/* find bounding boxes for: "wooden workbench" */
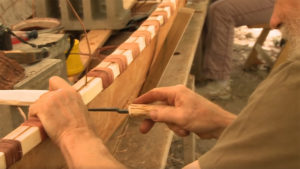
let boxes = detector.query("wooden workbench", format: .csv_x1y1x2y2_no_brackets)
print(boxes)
107,1,210,168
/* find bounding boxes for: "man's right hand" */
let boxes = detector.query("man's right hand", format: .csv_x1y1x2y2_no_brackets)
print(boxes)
134,85,236,139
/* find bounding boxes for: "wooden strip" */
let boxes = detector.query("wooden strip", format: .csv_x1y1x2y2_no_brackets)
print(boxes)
76,77,103,105
184,75,196,164
132,30,152,45
4,126,30,140
0,90,47,106
0,153,5,169
135,37,146,51
152,11,169,24
142,20,161,33
142,7,195,93
148,0,187,77
15,127,41,155
112,50,134,64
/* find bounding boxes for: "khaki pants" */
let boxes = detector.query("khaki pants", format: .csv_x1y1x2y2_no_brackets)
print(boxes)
202,0,275,80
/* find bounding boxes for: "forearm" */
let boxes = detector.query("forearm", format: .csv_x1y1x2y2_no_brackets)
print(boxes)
194,100,237,139
59,128,126,169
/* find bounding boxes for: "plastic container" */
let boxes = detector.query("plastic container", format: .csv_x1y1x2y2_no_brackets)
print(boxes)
66,39,84,76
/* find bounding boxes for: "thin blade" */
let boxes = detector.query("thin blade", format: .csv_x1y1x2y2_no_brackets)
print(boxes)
88,108,129,114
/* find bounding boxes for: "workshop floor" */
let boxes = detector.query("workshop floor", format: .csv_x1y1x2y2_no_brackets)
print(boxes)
166,26,282,169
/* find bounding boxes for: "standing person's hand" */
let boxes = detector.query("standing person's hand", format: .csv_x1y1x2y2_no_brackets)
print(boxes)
134,85,236,139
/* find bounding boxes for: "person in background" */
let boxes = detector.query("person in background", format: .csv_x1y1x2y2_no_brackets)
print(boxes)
198,0,275,99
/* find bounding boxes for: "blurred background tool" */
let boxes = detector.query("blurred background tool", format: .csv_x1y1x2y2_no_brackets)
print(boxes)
0,23,12,50
11,30,38,45
3,48,49,64
66,39,84,76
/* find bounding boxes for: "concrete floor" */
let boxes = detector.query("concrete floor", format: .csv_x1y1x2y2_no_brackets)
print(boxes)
166,26,282,169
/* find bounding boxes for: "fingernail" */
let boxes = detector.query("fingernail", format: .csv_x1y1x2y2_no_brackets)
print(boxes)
150,110,158,121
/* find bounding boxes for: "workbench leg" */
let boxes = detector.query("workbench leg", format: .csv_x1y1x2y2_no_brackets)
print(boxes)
183,75,196,164
191,29,205,82
243,28,271,70
183,133,196,164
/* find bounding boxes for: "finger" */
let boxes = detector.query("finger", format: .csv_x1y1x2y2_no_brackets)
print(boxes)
28,103,38,118
134,87,176,104
167,124,190,137
139,119,155,134
149,106,182,125
29,90,60,118
49,76,72,91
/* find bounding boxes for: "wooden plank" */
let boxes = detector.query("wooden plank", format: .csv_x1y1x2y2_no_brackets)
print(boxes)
149,0,187,71
0,90,47,106
108,4,205,168
142,7,195,93
183,75,196,164
0,153,5,169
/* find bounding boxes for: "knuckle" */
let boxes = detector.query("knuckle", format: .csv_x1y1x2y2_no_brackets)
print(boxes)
175,85,187,92
176,111,188,126
151,88,160,94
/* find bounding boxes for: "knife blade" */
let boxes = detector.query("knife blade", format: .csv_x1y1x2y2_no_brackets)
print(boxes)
88,108,129,114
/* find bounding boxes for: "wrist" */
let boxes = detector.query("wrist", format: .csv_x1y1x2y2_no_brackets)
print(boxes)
212,110,236,138
58,127,97,149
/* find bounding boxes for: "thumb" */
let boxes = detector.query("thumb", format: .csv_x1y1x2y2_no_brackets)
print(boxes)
150,105,181,125
49,76,72,91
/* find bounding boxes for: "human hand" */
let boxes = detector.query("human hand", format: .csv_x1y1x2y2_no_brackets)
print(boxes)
134,85,236,139
28,76,93,146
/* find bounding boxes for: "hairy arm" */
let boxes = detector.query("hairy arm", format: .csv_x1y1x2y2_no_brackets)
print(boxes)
59,128,125,169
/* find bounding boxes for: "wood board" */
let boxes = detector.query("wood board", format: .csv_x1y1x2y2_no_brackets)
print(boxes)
142,7,194,93
107,5,201,169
